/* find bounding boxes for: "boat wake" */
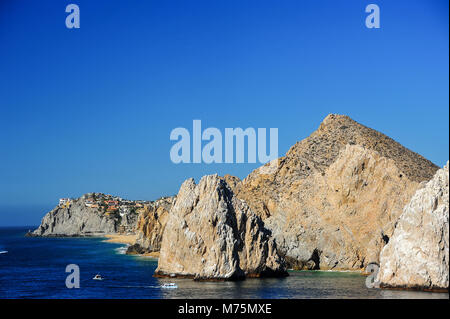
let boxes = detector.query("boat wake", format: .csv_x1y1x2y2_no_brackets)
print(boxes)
0,251,8,254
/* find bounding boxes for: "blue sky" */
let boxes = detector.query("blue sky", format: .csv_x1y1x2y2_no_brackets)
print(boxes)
0,0,448,226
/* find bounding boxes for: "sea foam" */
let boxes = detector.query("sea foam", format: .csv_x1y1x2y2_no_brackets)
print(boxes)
114,245,128,255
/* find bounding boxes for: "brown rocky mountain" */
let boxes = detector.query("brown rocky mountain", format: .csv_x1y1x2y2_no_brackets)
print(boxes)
127,114,440,274
233,114,439,270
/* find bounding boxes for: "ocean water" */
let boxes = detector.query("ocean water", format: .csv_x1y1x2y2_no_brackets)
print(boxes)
0,227,447,299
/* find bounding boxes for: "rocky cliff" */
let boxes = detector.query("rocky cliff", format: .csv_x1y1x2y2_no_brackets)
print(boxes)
154,175,287,280
377,162,449,291
29,193,140,237
233,114,439,270
28,113,445,288
126,196,175,254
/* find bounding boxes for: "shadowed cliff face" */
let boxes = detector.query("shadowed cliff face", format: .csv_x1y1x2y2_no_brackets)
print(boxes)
155,175,287,280
233,114,439,270
377,162,449,291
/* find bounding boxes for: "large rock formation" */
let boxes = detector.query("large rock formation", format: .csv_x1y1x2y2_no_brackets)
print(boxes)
234,114,439,270
377,162,449,291
126,196,175,254
154,175,287,280
29,193,140,237
130,177,241,255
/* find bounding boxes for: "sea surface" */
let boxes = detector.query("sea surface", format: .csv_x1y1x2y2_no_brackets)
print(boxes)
0,227,447,299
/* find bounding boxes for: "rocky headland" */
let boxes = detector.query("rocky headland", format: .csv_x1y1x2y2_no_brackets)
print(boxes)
28,193,145,237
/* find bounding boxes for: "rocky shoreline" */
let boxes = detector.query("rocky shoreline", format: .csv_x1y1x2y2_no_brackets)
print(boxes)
28,114,449,289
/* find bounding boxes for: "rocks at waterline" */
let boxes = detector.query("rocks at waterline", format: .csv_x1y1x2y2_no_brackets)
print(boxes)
154,174,288,280
233,114,439,270
376,162,449,291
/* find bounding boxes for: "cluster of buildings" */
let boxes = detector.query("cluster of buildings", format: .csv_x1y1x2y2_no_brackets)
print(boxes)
82,193,150,215
58,194,150,214
58,198,72,208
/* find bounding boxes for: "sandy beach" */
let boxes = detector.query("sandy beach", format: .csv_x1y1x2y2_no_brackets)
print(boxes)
103,234,137,245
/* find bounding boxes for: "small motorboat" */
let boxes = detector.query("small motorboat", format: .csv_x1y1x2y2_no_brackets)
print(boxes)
0,251,7,254
92,274,104,280
161,283,178,289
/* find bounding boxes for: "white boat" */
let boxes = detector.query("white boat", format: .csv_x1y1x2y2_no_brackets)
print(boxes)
0,251,7,254
93,274,104,280
161,283,178,289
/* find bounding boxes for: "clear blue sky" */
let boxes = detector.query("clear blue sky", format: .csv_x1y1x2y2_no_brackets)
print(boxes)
0,0,448,226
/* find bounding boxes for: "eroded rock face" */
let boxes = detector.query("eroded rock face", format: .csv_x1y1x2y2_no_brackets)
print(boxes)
128,197,175,254
30,197,117,237
155,175,287,280
234,114,439,270
377,162,449,291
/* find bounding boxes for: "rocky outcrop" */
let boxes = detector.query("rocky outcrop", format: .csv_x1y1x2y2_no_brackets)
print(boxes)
129,176,241,256
377,162,449,291
234,114,439,270
154,175,287,280
126,196,175,254
29,193,141,237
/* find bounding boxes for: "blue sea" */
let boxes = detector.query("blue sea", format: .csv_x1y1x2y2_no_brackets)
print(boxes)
0,227,447,299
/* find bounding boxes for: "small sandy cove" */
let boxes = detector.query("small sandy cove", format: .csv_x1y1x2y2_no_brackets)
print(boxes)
103,234,137,245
